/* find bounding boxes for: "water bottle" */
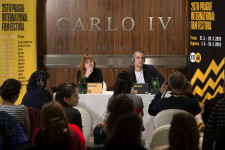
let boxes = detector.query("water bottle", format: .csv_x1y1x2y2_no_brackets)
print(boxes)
150,77,156,94
155,77,160,93
82,77,87,94
78,77,83,94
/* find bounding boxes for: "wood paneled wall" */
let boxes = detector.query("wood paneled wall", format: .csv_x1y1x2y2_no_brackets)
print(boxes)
37,0,189,90
38,0,188,55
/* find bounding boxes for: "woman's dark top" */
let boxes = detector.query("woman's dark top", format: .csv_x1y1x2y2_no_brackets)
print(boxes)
77,67,103,83
63,105,83,132
22,88,52,110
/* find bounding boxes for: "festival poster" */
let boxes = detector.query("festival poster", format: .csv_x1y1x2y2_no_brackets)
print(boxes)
188,0,225,129
0,0,37,104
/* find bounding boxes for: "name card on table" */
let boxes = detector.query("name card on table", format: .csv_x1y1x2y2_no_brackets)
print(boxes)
87,83,102,94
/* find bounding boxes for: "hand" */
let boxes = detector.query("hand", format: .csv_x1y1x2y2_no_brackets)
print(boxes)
184,81,192,95
85,67,93,78
160,80,169,94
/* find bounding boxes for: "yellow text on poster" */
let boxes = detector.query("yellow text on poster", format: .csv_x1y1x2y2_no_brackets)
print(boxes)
0,0,37,104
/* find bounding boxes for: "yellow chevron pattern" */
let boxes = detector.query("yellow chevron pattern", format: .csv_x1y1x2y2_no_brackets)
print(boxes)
191,59,224,85
193,71,224,96
198,123,205,131
191,58,225,106
199,86,224,106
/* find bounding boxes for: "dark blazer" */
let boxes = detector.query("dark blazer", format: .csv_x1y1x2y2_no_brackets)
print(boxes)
127,64,165,88
77,67,103,83
148,92,201,116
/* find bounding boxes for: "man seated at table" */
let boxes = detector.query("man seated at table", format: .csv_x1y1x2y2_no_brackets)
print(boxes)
148,71,201,116
127,50,165,88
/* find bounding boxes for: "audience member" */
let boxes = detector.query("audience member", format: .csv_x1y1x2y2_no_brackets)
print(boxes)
104,113,146,150
148,71,201,116
202,80,225,150
22,71,52,110
214,125,225,150
154,113,199,150
127,50,165,88
0,111,28,150
31,101,83,150
77,54,103,84
93,94,135,145
55,82,82,131
112,71,144,116
0,79,30,138
202,80,225,125
202,93,224,126
202,98,225,150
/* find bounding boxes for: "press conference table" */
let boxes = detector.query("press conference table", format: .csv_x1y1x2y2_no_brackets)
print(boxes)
78,91,155,148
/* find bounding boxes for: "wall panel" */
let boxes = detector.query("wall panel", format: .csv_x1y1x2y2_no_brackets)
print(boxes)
37,0,188,90
41,0,187,55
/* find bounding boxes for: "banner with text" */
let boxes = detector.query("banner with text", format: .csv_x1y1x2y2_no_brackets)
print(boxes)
189,0,224,106
0,0,37,104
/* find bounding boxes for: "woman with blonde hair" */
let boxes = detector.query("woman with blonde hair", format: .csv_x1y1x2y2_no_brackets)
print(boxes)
77,54,103,84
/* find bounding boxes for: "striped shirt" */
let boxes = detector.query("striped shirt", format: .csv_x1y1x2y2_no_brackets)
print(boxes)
206,99,225,132
0,104,30,137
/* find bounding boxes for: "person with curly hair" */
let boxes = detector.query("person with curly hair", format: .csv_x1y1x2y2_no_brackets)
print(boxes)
32,101,84,150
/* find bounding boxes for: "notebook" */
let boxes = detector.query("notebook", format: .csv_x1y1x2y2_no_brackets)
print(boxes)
133,83,150,94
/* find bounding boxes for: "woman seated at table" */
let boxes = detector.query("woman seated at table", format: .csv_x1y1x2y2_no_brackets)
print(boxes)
112,71,144,116
77,54,103,84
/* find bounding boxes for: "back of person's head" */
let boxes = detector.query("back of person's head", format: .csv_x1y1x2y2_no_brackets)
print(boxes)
105,94,135,134
169,113,199,150
113,71,133,96
106,113,143,150
168,71,186,91
55,82,77,105
0,79,21,103
27,71,49,90
41,101,69,144
80,54,96,77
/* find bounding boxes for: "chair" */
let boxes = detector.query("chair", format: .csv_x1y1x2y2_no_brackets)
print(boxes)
154,109,189,130
150,125,171,150
27,107,41,140
74,107,93,145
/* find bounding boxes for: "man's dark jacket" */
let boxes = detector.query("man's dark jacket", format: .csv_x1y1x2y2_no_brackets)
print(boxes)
127,64,165,88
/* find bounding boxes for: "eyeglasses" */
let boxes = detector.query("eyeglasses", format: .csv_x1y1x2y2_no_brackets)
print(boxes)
85,60,94,64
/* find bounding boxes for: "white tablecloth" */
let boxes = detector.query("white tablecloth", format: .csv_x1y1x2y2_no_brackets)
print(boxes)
78,91,155,148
